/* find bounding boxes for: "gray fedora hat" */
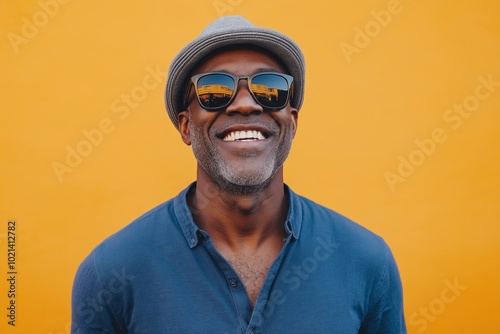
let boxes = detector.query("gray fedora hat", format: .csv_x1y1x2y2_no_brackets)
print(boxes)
164,15,305,129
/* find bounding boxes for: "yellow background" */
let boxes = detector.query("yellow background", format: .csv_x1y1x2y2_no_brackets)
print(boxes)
1,0,499,333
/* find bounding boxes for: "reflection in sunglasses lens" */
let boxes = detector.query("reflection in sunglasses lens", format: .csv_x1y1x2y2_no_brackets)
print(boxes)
251,74,289,108
197,74,235,108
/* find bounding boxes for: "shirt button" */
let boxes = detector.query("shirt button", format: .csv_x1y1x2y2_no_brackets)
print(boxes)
229,278,238,287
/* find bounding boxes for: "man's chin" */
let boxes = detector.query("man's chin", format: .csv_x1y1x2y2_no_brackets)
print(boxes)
196,151,279,195
216,180,270,196
212,171,275,195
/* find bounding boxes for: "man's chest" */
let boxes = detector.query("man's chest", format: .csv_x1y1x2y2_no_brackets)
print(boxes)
116,239,367,334
226,254,274,307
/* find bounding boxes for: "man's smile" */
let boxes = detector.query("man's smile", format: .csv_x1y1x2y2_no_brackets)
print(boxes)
215,123,275,146
217,127,272,152
222,130,266,142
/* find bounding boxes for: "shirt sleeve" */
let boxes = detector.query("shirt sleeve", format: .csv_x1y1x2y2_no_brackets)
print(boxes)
359,243,407,334
71,252,124,334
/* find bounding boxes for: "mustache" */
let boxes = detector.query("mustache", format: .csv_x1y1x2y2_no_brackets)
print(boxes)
210,117,280,136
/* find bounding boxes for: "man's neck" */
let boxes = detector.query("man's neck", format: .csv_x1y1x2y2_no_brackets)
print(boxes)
188,167,289,253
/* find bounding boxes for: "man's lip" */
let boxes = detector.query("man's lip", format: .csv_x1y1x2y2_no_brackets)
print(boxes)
216,124,273,139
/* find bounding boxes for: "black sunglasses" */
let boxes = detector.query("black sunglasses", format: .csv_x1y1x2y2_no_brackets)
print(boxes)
186,72,294,110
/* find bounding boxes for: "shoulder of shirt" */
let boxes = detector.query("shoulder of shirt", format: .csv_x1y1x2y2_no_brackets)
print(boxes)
103,197,174,243
81,197,178,273
293,192,393,261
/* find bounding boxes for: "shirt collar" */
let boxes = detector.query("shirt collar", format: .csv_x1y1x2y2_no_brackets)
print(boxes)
285,184,303,239
174,182,303,249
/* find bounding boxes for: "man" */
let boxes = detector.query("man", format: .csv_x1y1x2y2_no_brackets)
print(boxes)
72,16,406,333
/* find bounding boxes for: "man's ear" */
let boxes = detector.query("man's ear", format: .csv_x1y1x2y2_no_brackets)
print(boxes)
177,111,191,146
290,107,299,138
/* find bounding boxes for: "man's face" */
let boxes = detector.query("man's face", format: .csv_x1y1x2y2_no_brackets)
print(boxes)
178,48,298,194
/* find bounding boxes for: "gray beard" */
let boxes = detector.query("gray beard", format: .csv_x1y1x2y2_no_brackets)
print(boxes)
188,115,293,195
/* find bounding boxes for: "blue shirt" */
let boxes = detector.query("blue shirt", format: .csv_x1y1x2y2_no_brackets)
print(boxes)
72,183,406,333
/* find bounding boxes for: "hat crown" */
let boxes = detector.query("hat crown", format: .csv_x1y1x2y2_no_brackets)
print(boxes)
200,16,254,35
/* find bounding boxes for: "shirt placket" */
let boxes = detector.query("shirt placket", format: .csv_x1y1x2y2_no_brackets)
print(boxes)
199,231,253,334
199,229,294,334
245,232,293,334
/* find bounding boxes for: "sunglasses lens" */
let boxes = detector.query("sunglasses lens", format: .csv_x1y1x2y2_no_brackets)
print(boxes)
196,74,235,109
251,74,290,109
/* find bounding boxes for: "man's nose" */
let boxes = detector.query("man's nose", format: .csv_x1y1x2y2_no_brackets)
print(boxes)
225,80,263,115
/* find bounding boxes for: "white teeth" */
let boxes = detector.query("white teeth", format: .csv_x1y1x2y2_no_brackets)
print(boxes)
223,130,266,142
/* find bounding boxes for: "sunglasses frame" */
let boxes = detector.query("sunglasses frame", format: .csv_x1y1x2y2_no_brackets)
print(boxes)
186,71,294,111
